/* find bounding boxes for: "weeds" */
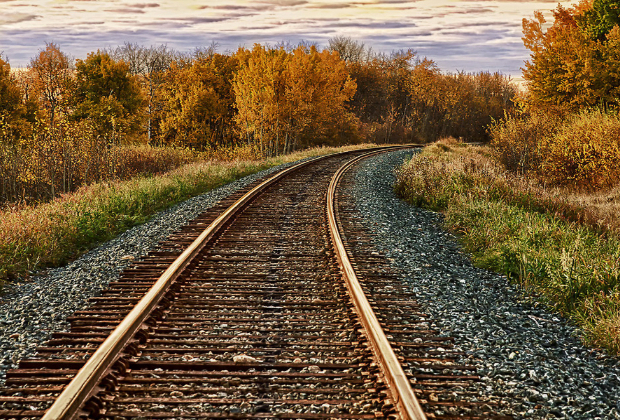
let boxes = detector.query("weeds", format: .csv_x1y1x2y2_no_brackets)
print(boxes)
0,144,374,287
395,139,620,354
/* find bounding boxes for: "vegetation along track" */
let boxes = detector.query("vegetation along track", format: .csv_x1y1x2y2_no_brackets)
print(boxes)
0,147,511,419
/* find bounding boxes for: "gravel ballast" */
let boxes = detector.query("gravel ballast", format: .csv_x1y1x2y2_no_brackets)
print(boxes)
0,161,299,385
350,150,620,420
1,150,619,420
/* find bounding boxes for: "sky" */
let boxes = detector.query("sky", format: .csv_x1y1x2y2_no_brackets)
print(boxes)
0,0,574,76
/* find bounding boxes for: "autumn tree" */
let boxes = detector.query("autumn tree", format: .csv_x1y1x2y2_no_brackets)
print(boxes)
28,42,72,125
0,58,27,133
374,50,416,142
0,57,37,145
328,37,385,127
233,44,357,156
233,45,289,156
159,51,239,150
285,45,358,149
346,59,386,126
110,43,178,142
443,72,516,141
0,56,34,203
0,59,21,115
330,41,418,143
0,57,25,201
578,0,620,41
522,0,620,109
73,51,144,138
406,59,448,141
403,58,516,143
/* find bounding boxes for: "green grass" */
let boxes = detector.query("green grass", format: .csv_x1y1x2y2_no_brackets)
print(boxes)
0,144,375,287
394,139,620,355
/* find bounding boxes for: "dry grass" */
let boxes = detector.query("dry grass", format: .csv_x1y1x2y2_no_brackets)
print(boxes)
564,186,620,233
395,138,620,355
0,143,377,286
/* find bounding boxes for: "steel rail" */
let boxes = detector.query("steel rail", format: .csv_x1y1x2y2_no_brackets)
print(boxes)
40,153,337,420
41,145,418,419
327,148,427,420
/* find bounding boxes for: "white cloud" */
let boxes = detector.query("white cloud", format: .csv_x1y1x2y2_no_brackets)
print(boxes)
0,12,38,25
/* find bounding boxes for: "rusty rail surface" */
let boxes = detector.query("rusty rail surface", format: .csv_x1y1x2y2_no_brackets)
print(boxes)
327,151,426,420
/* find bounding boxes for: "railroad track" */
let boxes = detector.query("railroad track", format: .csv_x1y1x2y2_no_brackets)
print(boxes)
0,147,512,419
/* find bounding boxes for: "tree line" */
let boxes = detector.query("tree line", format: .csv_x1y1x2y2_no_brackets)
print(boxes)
1,38,517,204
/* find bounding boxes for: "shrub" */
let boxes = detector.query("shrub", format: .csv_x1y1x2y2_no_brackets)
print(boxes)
490,108,620,192
0,116,205,206
538,110,620,191
114,145,198,179
489,110,563,174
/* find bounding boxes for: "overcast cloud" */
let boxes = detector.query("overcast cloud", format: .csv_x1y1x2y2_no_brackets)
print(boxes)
0,0,573,75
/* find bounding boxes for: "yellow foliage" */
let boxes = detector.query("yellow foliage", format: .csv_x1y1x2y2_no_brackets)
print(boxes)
1,113,199,205
490,111,564,174
491,108,620,192
522,0,620,109
538,110,620,190
233,44,358,156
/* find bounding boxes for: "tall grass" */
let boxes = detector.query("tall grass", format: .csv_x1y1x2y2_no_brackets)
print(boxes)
0,116,203,205
395,139,620,354
0,161,259,283
0,144,374,286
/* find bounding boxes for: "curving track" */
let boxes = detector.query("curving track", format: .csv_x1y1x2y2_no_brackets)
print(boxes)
0,147,512,419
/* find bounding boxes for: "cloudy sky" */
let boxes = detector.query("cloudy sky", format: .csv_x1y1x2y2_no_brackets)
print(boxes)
0,0,572,75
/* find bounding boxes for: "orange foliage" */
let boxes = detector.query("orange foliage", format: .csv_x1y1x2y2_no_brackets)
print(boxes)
522,0,620,109
27,43,72,125
233,44,357,156
159,52,238,150
538,110,620,190
493,0,620,193
341,45,516,144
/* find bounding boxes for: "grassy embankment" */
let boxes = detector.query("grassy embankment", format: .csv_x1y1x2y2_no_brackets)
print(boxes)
0,144,374,287
395,137,620,355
